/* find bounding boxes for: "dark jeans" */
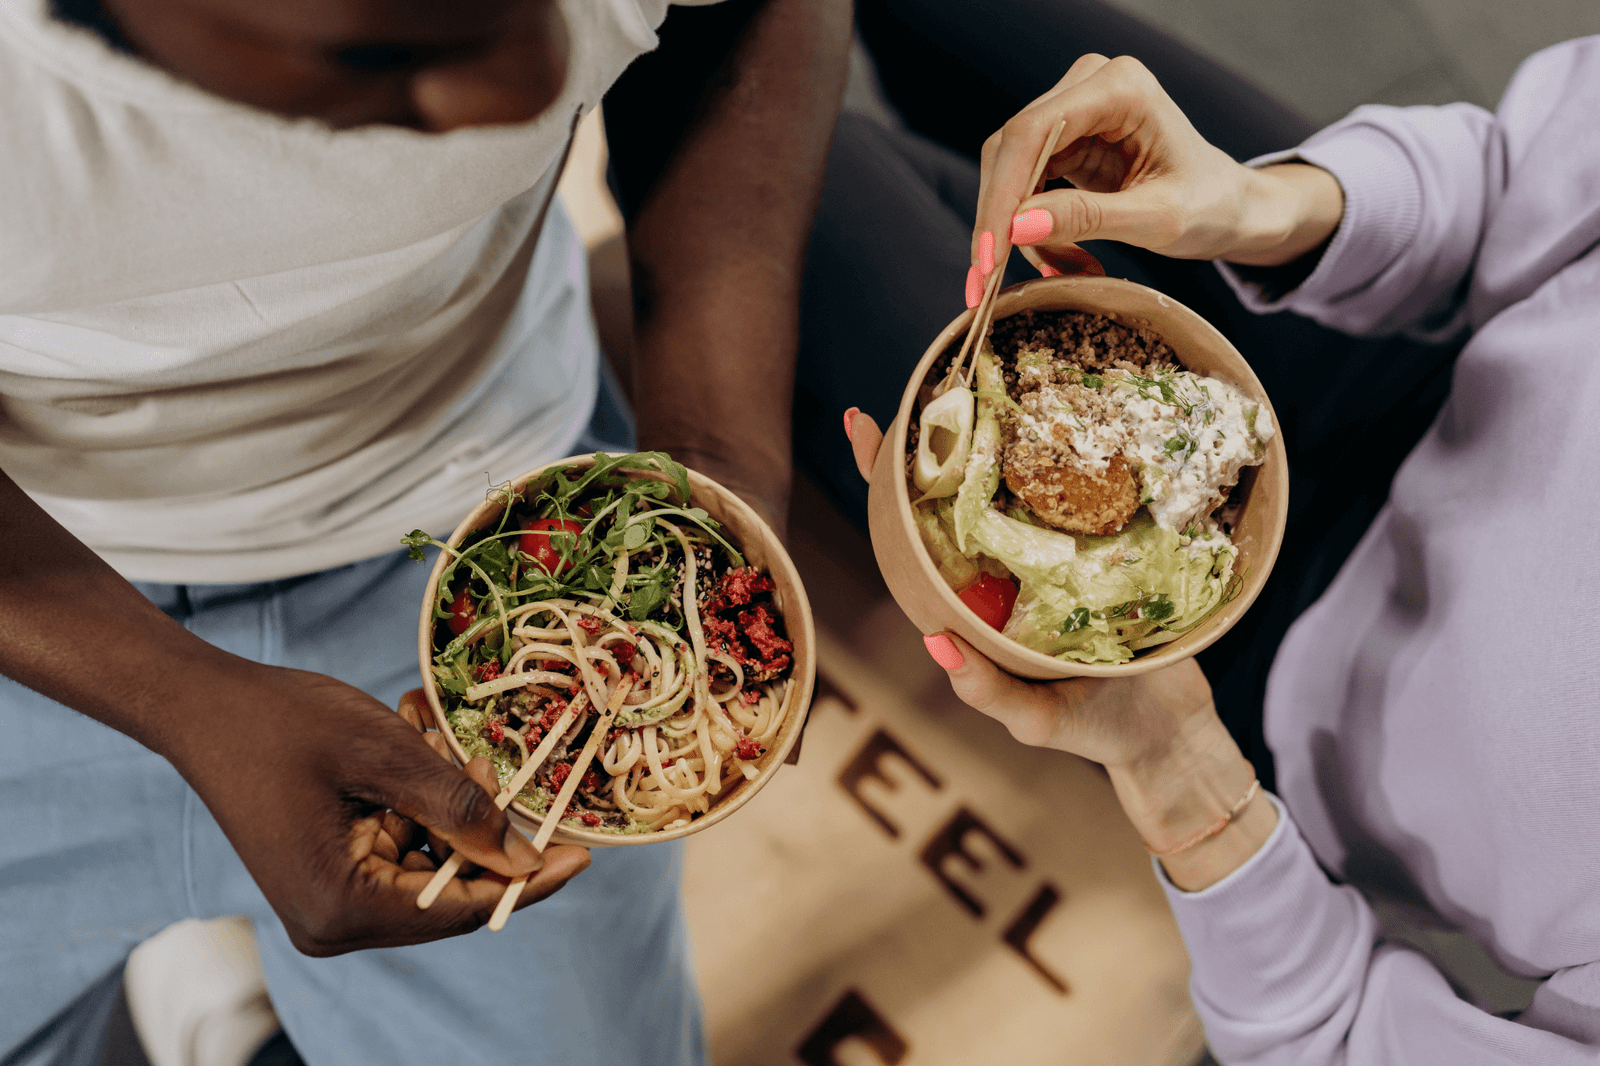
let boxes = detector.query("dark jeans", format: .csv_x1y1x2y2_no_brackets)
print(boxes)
795,0,1462,789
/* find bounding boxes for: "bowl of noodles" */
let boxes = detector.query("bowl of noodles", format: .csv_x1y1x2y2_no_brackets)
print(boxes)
410,452,816,847
867,276,1288,680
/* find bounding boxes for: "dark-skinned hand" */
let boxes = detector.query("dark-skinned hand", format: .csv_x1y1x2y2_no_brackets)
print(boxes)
166,659,590,956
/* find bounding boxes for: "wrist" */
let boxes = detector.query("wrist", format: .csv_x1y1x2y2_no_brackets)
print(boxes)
1158,786,1278,892
145,651,284,782
1107,711,1249,839
1105,713,1274,890
635,434,790,530
1224,162,1343,268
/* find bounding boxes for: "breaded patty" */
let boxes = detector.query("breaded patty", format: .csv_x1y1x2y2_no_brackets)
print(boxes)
1004,445,1140,536
1004,378,1140,536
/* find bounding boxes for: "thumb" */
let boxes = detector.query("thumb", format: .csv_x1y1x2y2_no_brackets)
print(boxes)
1014,185,1182,254
843,407,885,482
923,632,1067,749
377,740,543,877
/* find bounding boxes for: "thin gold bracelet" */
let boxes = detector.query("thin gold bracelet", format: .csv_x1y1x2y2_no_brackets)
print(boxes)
1145,779,1261,859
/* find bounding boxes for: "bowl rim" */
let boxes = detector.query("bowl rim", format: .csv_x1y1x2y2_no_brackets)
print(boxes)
880,274,1290,677
416,452,818,846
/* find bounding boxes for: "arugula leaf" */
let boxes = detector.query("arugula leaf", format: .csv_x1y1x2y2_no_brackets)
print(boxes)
402,529,435,561
431,658,473,697
628,583,669,621
622,519,653,551
474,539,515,587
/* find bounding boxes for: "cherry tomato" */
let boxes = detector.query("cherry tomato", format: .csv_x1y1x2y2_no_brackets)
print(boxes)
447,586,477,636
957,573,1019,631
519,518,584,575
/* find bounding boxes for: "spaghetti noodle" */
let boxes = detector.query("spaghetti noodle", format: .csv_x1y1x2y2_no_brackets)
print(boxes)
406,453,796,835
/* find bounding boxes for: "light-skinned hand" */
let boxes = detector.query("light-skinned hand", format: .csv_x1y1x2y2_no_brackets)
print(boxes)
844,407,1209,768
843,406,1274,890
970,53,1342,291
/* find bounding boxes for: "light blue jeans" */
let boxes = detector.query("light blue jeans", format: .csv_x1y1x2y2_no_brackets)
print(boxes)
0,367,706,1066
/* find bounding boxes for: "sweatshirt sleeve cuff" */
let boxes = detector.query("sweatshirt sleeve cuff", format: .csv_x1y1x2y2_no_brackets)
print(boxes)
1217,119,1424,316
1153,794,1378,1039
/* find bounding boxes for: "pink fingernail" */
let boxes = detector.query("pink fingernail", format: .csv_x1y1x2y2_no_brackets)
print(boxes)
1010,208,1053,246
843,406,859,443
1037,262,1061,278
924,633,965,671
965,264,983,308
977,231,995,275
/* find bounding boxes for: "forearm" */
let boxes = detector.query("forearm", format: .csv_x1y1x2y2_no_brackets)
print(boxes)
1221,162,1344,268
1107,709,1277,892
1220,103,1506,339
1162,801,1600,1065
609,0,850,519
0,467,242,762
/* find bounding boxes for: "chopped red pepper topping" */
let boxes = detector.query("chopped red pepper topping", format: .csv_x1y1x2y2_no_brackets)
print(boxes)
735,737,763,761
549,763,571,788
697,568,794,686
738,605,790,661
580,812,602,827
702,567,776,616
474,660,502,683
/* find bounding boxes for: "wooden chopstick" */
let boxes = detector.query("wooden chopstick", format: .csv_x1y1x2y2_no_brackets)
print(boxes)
960,267,1007,388
486,677,636,932
947,118,1069,392
415,691,590,911
945,266,1003,394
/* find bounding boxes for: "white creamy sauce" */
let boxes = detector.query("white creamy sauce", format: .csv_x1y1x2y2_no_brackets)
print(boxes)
1113,370,1269,532
1025,389,1124,471
1023,367,1271,533
1019,384,1119,472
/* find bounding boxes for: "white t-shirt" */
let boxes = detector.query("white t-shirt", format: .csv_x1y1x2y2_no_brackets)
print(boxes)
0,0,711,583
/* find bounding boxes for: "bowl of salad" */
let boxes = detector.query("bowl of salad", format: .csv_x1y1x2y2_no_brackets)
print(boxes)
867,276,1288,679
408,452,816,846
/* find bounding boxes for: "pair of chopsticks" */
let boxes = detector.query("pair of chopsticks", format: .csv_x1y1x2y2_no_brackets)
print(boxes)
417,677,635,931
942,118,1068,395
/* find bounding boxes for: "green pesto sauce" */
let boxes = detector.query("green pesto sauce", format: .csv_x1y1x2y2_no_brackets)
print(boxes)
447,701,657,835
446,703,516,782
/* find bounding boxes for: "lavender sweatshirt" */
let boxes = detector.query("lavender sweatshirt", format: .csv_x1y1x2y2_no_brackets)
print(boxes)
1167,37,1600,1064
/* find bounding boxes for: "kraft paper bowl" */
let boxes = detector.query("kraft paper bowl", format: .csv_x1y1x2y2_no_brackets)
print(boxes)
419,454,817,846
866,276,1289,680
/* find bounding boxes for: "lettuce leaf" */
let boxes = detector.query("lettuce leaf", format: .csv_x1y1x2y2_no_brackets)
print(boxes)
979,512,1235,665
909,345,1239,665
966,506,1079,584
952,348,1004,552
913,500,980,589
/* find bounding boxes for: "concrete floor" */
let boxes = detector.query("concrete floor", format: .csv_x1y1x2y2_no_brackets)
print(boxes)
1101,0,1600,124
845,0,1600,131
